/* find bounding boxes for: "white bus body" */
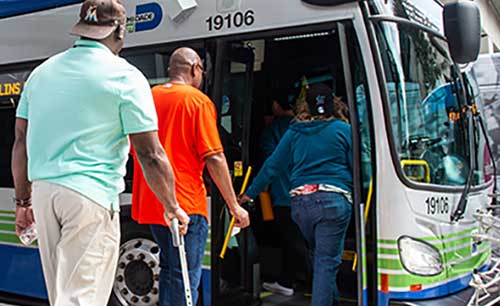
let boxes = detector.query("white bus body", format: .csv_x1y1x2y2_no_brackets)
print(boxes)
0,1,493,306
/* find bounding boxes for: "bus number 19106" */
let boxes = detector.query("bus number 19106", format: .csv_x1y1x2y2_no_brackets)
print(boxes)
425,196,450,215
206,10,255,32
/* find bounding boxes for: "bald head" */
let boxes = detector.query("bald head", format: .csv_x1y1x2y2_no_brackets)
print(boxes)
170,47,200,68
168,47,204,88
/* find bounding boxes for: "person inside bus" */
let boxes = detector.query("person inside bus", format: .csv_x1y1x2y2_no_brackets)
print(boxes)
260,89,312,297
131,47,250,306
240,83,353,306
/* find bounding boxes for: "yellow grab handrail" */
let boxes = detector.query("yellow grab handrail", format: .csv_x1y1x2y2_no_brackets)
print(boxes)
401,159,431,183
219,166,252,259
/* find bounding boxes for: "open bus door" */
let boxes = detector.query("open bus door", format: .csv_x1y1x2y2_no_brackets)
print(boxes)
338,22,370,306
210,40,258,306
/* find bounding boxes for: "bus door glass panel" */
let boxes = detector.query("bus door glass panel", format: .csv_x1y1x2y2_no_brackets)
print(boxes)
374,21,469,187
216,44,256,296
343,22,376,304
219,46,254,171
340,25,375,203
339,22,376,305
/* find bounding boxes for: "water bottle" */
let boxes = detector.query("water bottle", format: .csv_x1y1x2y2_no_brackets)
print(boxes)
19,224,37,246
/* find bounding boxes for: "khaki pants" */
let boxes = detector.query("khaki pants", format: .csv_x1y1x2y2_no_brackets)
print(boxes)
32,181,120,306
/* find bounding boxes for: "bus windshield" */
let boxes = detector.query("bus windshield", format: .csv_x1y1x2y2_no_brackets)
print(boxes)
374,20,474,187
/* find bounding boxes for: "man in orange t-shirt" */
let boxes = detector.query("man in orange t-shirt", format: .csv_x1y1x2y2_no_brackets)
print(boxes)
131,47,250,306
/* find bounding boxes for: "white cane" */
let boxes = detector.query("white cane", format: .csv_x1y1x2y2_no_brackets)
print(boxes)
171,218,193,306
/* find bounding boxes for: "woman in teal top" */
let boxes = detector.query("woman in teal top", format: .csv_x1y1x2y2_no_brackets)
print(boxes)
241,84,353,306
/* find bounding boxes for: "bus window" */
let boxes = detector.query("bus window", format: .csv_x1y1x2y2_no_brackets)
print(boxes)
0,70,30,188
0,98,15,188
375,21,470,187
126,53,170,86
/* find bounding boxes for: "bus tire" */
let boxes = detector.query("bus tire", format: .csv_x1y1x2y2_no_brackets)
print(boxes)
108,214,161,306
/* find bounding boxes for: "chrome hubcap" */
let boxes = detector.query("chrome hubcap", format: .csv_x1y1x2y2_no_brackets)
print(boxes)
113,238,161,306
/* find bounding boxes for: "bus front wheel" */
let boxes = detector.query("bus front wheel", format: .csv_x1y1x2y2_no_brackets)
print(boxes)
108,217,161,306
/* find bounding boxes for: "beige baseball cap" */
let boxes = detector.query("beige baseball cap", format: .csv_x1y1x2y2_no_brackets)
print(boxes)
70,0,126,40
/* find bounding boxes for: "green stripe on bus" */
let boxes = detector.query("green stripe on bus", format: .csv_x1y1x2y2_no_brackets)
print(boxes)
379,246,489,271
0,233,22,244
445,250,490,271
0,216,15,222
443,244,488,263
0,210,15,215
378,258,404,270
378,240,487,259
0,223,15,232
0,232,38,246
443,247,471,262
203,256,210,267
421,236,472,252
379,239,397,244
442,237,472,249
362,257,368,285
378,248,399,255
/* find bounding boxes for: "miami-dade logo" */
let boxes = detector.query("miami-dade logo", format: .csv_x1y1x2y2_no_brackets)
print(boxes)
126,2,163,33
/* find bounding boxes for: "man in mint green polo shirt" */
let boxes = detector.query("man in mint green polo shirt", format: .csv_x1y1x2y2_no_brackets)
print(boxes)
11,1,189,305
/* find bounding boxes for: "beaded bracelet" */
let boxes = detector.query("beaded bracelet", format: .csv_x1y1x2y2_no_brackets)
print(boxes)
13,197,32,208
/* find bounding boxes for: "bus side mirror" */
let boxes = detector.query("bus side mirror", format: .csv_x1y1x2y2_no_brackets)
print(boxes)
443,1,481,64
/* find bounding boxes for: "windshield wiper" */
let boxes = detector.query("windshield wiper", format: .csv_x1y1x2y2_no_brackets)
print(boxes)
451,108,476,222
451,75,477,222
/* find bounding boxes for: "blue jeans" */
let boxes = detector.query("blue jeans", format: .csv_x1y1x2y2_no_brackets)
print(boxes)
291,192,352,306
150,215,209,306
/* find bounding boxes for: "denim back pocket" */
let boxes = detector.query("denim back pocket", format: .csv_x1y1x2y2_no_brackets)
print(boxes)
320,194,352,225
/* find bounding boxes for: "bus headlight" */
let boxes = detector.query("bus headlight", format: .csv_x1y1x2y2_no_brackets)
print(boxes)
398,236,444,276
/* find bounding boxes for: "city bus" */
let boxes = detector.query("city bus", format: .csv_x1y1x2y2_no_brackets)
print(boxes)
0,0,495,305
